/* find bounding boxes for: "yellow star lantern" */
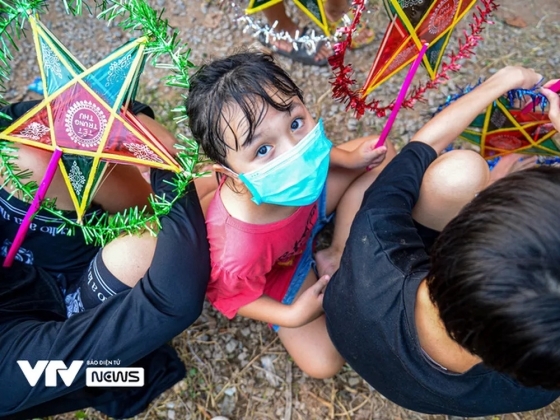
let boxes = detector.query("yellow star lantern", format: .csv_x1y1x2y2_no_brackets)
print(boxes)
362,0,477,97
246,0,331,36
0,14,181,222
460,98,559,159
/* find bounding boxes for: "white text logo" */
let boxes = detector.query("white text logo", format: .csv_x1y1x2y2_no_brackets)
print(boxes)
17,360,84,387
86,367,144,387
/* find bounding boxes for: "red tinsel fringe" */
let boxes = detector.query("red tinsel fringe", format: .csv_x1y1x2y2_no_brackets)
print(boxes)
328,0,499,119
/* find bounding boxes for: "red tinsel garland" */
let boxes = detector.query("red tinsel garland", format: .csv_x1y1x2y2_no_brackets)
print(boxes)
328,0,499,118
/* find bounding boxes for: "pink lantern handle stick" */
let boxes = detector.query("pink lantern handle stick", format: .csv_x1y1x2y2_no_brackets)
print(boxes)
375,43,429,149
521,80,560,114
3,148,63,267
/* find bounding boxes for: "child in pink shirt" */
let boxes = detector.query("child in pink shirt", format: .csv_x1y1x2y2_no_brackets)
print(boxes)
186,51,395,378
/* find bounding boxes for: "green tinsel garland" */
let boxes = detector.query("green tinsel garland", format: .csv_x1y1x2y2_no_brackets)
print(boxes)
0,0,200,246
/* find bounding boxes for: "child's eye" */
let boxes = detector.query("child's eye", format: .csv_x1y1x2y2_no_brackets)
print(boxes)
256,145,272,157
291,118,303,131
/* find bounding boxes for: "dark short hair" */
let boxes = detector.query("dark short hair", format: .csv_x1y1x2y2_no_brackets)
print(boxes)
186,51,304,166
428,166,560,389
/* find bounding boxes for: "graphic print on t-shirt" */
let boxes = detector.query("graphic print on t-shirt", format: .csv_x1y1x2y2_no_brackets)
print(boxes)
0,239,33,264
276,204,317,267
0,192,74,237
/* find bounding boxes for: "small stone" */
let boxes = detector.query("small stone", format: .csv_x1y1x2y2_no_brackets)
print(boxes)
348,377,361,387
224,386,236,397
225,339,237,353
347,118,358,132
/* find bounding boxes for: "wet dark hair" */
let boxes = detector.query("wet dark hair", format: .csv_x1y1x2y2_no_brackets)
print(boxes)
428,166,560,389
186,51,304,166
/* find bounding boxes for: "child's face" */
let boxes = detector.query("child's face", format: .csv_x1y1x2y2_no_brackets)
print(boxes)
222,93,316,174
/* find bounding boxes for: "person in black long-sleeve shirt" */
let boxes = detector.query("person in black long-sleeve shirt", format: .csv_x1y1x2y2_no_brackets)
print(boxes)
324,67,560,416
0,102,210,419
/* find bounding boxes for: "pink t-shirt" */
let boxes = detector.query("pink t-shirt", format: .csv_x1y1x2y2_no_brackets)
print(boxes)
205,188,318,319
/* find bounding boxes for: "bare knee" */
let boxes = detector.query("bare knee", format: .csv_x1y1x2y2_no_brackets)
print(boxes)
280,331,345,379
299,354,345,379
101,233,157,288
426,149,490,192
306,361,345,379
413,150,489,231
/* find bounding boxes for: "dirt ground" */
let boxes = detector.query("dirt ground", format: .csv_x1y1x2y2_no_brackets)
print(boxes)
5,0,560,419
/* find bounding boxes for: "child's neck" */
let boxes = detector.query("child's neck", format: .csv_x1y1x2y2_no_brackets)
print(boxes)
415,280,481,373
220,182,300,224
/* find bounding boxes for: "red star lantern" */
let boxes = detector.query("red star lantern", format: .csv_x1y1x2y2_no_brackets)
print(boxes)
0,15,181,222
460,98,559,159
329,0,497,118
363,0,478,96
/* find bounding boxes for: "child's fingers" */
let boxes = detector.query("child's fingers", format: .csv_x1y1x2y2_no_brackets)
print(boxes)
317,274,330,286
543,79,560,89
313,275,330,294
364,148,387,164
514,155,538,170
302,275,330,299
366,152,388,171
542,88,560,123
541,87,559,105
372,152,387,162
367,144,387,154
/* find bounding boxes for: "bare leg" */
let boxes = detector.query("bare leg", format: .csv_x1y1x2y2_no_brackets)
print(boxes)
261,2,331,61
278,269,344,378
412,150,537,232
97,166,219,288
262,2,298,35
315,139,397,277
323,0,374,46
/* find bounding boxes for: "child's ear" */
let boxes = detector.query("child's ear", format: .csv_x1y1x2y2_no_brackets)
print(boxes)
212,163,249,191
212,163,239,179
212,163,237,178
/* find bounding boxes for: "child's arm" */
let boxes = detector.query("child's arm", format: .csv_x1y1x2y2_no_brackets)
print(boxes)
330,136,388,172
237,275,330,328
411,66,543,154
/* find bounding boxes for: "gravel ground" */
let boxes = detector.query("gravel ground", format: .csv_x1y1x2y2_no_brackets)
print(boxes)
5,0,560,419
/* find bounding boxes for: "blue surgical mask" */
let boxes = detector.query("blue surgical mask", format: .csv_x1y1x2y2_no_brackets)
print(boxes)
237,119,332,206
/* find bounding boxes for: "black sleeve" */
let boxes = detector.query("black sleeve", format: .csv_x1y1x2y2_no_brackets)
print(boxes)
362,141,438,214
0,176,210,412
130,101,155,119
0,101,41,130
356,141,438,273
324,141,439,354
